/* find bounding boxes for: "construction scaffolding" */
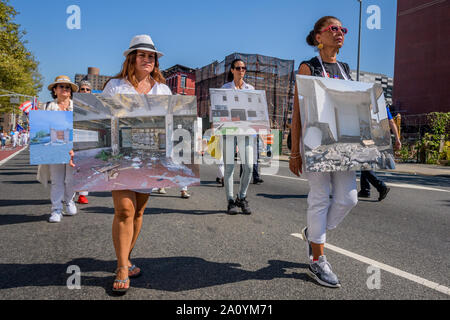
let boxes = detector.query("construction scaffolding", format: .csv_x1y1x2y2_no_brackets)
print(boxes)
196,53,295,133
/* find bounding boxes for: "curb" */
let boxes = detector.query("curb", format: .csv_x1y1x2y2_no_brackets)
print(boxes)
0,146,28,167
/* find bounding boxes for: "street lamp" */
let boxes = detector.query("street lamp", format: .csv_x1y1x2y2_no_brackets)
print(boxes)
357,0,363,81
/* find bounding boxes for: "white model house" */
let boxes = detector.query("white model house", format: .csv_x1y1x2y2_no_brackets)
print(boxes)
297,75,388,150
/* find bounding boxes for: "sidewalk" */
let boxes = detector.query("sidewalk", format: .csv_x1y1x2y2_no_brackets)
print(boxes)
0,145,26,165
276,155,450,177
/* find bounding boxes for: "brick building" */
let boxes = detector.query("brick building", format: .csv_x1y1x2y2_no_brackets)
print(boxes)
162,65,196,96
196,53,295,131
75,67,111,92
393,0,450,118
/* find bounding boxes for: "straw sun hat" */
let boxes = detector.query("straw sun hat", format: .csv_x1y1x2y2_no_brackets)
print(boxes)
47,75,79,92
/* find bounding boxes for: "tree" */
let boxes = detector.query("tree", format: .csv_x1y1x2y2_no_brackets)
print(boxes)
0,0,42,114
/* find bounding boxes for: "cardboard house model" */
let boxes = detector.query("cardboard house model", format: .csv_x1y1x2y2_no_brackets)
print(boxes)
296,75,394,172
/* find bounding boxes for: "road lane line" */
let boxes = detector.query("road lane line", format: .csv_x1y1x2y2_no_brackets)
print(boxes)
291,233,450,296
262,173,450,193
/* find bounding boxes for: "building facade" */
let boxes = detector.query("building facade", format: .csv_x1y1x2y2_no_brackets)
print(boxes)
196,53,295,131
75,67,111,92
162,65,196,96
350,70,393,106
393,0,450,116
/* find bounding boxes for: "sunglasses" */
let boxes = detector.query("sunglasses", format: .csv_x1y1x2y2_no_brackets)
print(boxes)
321,24,348,35
233,66,247,71
80,87,91,92
57,85,71,90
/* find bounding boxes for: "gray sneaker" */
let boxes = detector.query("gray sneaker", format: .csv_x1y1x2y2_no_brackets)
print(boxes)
308,256,341,288
301,227,313,262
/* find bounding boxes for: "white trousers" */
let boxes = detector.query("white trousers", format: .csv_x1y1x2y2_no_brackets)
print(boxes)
50,164,75,211
217,162,224,178
305,171,358,244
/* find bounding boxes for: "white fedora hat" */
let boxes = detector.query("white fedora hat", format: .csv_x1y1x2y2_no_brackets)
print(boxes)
123,34,164,58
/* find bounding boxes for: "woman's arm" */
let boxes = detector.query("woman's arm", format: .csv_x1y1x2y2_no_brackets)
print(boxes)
289,64,311,176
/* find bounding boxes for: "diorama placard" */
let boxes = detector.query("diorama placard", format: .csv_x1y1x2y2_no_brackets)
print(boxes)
29,110,73,165
209,89,270,135
296,75,395,172
71,93,201,192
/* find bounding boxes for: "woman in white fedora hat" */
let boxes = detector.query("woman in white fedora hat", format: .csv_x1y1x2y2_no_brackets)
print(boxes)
102,34,172,294
36,75,79,223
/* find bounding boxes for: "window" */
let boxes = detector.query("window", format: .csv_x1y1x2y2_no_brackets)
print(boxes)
181,76,187,88
248,97,252,103
222,96,227,101
234,96,239,102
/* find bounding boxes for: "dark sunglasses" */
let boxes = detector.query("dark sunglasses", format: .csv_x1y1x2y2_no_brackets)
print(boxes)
57,85,71,90
321,24,348,35
80,87,91,92
233,66,247,71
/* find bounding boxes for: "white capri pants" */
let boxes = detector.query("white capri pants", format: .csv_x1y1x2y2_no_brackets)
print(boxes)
305,171,358,244
50,164,76,212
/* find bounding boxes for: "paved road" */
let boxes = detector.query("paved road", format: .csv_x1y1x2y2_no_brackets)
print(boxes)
0,149,448,300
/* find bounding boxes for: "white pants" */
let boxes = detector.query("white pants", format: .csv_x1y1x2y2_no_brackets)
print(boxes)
217,162,224,178
305,171,358,244
50,164,75,212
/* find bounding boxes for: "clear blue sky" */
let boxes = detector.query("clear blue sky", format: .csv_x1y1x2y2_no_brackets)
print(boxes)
10,0,397,102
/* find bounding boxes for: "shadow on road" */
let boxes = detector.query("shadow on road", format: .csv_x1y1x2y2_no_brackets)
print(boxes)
0,257,311,297
81,206,225,216
0,172,35,176
2,180,40,185
0,213,48,226
256,193,307,200
0,199,50,207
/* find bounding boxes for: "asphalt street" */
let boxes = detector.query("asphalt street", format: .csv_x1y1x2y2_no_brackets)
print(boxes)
0,148,449,300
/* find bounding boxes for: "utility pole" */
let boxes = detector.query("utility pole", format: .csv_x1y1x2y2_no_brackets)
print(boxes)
357,0,363,81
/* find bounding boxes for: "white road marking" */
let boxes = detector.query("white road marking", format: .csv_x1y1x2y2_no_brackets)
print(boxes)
0,146,28,167
291,233,450,296
262,173,450,193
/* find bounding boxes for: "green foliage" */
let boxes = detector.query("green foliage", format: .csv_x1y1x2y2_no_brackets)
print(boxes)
0,0,42,113
95,150,123,162
416,112,450,164
34,130,49,138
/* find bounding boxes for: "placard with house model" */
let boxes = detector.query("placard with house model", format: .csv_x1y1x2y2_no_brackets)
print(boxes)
71,93,201,192
29,110,73,165
209,89,270,135
296,75,395,172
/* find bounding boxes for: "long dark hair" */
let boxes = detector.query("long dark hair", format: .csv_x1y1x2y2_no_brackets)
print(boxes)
306,16,340,47
226,58,245,82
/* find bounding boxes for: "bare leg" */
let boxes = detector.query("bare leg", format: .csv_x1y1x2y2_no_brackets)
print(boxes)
112,190,136,289
128,192,149,268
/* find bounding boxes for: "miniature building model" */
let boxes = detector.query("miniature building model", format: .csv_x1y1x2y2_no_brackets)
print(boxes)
296,75,394,172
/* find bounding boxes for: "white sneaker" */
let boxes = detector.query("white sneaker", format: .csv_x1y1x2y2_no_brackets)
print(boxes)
152,188,166,194
64,201,77,216
49,211,63,223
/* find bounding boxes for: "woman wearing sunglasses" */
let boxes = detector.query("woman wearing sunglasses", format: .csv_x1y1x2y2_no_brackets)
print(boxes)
289,16,356,288
220,59,255,215
37,75,79,223
75,80,92,205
